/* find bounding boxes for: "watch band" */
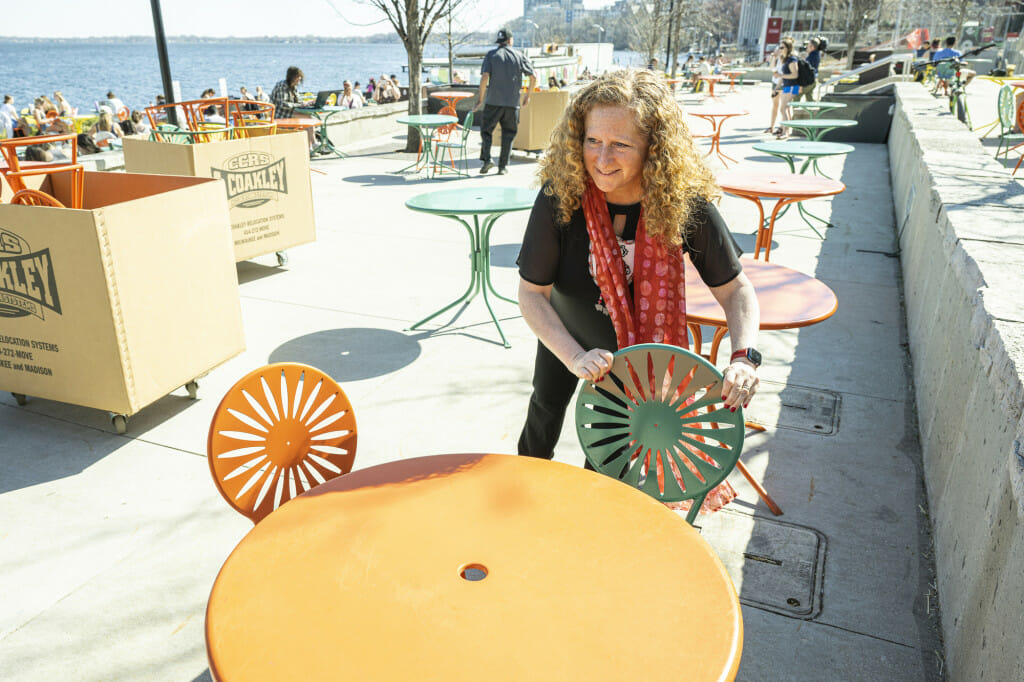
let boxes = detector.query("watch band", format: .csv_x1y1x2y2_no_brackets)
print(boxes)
730,348,762,367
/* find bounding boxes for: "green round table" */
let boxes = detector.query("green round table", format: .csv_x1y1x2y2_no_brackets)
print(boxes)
405,187,536,347
783,118,857,141
396,114,458,177
789,101,848,119
294,105,348,159
751,140,855,235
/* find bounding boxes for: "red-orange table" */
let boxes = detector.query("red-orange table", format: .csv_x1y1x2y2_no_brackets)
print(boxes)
685,256,838,364
688,108,749,167
205,453,743,681
430,90,474,112
665,77,685,92
720,70,744,92
699,75,726,99
717,170,845,261
273,117,319,131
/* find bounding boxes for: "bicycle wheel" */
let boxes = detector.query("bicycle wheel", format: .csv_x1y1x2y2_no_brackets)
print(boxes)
955,94,970,127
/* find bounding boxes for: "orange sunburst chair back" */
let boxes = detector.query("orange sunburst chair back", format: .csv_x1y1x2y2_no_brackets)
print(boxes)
207,363,358,523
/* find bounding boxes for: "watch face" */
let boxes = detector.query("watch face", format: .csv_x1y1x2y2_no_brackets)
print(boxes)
748,348,762,366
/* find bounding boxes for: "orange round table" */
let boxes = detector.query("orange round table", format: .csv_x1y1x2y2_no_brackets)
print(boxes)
717,170,845,261
273,117,320,132
699,75,726,99
430,90,474,111
720,70,744,92
205,453,743,681
685,256,838,363
688,108,749,167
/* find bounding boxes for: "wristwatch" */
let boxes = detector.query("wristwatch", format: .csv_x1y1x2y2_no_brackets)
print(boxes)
730,348,762,368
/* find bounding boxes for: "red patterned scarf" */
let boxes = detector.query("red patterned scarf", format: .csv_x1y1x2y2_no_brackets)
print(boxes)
581,180,688,350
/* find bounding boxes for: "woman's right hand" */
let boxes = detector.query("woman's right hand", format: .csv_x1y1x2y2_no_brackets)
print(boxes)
570,348,615,382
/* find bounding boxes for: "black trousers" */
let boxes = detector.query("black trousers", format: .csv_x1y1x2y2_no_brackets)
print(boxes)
517,341,597,470
479,105,518,168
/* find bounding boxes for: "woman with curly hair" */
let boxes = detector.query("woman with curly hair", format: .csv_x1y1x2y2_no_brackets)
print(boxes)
515,69,761,509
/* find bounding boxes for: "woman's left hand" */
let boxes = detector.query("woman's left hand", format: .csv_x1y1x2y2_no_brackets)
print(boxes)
721,360,759,411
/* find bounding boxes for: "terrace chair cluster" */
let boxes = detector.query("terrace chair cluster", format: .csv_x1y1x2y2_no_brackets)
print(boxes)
145,98,278,144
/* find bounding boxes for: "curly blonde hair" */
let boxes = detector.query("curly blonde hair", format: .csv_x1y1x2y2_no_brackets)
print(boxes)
539,69,719,247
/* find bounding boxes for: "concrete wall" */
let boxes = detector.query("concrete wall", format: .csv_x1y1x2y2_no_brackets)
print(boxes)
322,101,409,148
888,82,1024,681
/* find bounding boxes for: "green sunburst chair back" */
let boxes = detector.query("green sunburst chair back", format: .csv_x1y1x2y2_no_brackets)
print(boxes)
575,343,745,524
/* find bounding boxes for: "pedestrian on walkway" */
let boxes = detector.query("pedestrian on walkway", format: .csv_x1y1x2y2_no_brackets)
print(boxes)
475,28,537,175
798,37,823,102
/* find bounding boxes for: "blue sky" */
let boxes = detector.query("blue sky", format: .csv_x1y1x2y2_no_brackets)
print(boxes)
2,0,608,38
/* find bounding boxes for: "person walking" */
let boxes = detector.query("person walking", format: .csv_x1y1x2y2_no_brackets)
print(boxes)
475,28,537,175
775,37,800,139
798,37,823,102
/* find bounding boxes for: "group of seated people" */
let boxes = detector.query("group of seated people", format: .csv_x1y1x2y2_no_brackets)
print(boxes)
3,92,77,138
1,88,156,161
363,75,403,105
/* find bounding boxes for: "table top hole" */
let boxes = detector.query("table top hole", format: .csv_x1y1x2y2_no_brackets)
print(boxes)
460,563,488,581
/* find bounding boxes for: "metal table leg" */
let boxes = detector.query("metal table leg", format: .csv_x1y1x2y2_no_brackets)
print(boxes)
407,212,515,347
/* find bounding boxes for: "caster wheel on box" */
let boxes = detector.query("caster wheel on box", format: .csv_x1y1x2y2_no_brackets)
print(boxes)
275,251,289,266
112,414,128,434
185,380,199,400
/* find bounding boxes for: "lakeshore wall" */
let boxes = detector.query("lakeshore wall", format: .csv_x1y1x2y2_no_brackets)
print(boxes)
81,101,411,172
888,82,1024,681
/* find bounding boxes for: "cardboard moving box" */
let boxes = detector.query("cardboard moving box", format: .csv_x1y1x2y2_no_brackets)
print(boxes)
506,89,570,151
0,171,245,427
122,131,315,263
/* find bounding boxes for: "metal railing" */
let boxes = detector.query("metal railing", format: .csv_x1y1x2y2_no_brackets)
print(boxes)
820,53,916,94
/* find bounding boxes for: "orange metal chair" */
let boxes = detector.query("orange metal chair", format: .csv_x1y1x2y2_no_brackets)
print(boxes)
227,100,277,138
146,98,231,139
0,133,84,208
207,363,358,523
9,188,67,207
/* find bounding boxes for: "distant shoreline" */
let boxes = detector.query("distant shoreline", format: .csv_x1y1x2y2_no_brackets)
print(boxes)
0,35,444,44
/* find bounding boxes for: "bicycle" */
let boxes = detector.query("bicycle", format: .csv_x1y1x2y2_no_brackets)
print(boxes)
912,43,995,128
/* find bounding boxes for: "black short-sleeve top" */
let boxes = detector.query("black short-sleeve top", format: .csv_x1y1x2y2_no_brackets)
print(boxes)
517,189,742,351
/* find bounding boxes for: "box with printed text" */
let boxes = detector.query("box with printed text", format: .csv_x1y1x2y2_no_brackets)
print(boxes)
122,131,316,262
0,171,245,422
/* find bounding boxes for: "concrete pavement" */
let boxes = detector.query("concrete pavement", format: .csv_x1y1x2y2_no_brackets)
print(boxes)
0,80,961,680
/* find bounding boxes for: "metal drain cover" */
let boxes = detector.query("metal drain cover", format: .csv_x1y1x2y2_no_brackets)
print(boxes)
696,509,826,619
744,380,839,435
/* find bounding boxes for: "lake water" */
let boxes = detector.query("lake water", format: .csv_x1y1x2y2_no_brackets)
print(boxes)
0,40,644,114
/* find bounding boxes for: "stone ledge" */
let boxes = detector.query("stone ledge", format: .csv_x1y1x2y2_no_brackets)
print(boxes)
890,81,1024,681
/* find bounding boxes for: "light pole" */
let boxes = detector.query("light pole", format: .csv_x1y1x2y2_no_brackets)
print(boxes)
525,19,540,48
149,0,177,125
592,23,605,43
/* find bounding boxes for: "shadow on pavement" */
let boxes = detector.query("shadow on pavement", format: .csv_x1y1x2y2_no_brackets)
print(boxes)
268,327,421,381
341,173,472,187
236,261,285,285
489,242,522,267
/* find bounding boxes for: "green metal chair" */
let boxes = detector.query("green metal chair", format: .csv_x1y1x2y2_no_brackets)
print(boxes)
432,110,475,176
575,343,745,525
150,123,193,144
994,85,1024,162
